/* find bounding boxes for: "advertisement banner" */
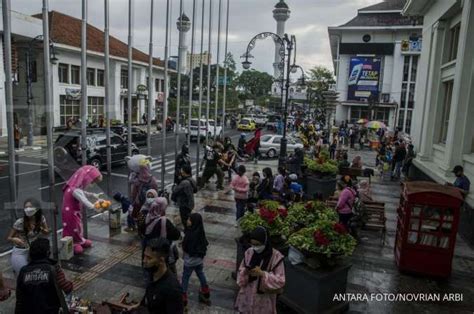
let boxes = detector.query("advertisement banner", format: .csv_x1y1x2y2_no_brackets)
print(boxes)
347,57,381,101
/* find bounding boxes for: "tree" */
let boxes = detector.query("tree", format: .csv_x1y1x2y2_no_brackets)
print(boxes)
306,66,336,126
235,69,273,99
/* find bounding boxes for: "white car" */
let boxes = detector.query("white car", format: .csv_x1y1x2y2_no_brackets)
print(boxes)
188,118,223,141
254,115,267,126
259,134,304,158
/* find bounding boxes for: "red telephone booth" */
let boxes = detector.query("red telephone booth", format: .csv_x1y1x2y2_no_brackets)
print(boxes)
395,181,464,278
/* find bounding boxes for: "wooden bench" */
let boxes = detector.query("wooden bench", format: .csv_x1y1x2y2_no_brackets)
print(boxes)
339,167,372,184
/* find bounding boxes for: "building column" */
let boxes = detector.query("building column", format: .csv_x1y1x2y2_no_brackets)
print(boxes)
418,20,446,161
0,39,7,137
445,0,474,165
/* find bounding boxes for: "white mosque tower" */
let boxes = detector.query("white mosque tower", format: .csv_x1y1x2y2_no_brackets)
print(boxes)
177,13,191,74
273,0,290,80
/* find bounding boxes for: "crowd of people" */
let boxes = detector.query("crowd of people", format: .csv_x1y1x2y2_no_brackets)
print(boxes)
4,114,472,313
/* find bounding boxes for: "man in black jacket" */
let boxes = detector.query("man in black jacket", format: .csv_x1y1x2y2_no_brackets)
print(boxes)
15,238,68,314
174,144,191,185
172,164,198,227
141,237,184,314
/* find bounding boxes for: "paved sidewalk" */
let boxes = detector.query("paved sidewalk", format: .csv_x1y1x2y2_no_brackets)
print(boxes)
1,151,474,313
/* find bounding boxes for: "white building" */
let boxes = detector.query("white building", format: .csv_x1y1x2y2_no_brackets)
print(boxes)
1,10,170,137
403,0,474,232
328,0,423,132
186,51,212,71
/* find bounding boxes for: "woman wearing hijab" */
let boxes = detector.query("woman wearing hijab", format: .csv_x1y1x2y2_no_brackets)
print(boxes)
130,162,159,214
142,197,181,274
181,213,211,310
235,227,285,314
257,168,274,200
61,165,102,255
7,198,50,276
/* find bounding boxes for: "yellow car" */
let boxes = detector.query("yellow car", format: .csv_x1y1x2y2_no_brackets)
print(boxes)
238,118,256,131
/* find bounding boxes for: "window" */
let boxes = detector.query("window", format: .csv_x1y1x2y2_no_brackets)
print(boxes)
97,69,104,87
448,23,461,62
405,110,413,134
273,137,281,144
403,56,410,82
71,65,80,85
398,110,405,130
58,63,69,83
401,83,407,108
155,78,160,91
439,81,454,143
408,84,415,109
87,68,95,86
111,135,123,145
88,97,105,124
121,69,128,89
410,56,418,81
60,95,80,126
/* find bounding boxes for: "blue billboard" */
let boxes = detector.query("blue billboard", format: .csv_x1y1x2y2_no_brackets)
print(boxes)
347,57,381,101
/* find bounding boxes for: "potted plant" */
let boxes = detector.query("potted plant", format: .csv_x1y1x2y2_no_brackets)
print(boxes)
280,219,357,314
281,201,338,237
303,149,338,199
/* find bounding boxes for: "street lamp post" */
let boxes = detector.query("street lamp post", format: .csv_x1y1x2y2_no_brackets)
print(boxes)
241,32,297,168
26,36,58,147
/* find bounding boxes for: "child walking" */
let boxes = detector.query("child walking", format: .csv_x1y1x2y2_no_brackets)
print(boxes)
181,213,210,310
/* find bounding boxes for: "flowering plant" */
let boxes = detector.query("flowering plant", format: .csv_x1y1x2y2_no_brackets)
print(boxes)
281,201,338,237
304,149,338,177
239,200,287,236
288,219,356,258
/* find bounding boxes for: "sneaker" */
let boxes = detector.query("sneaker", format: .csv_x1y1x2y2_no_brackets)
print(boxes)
124,227,136,233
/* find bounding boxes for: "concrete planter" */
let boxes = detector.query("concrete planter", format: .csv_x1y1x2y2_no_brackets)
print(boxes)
304,174,337,200
279,258,351,314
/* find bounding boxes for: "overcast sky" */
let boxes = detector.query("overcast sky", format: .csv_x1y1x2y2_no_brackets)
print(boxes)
11,0,380,75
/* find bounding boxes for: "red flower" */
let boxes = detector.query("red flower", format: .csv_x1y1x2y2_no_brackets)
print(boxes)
313,230,330,246
333,223,348,234
278,207,288,218
259,207,278,224
305,202,313,210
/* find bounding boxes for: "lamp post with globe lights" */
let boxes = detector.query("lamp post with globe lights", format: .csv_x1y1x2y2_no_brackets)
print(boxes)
241,32,299,168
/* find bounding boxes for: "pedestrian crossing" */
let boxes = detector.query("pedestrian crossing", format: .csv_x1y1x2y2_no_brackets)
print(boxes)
12,148,47,159
148,156,199,176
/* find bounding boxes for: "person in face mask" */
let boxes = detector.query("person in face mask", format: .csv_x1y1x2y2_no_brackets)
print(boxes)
7,198,50,277
143,197,181,274
235,226,285,314
140,237,184,314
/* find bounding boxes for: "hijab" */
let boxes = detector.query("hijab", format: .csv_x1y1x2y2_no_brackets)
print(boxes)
140,189,158,212
64,165,101,192
182,213,209,258
145,197,168,235
247,226,273,280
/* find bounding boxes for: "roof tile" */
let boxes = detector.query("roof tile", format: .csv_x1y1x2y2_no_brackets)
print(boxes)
33,11,164,67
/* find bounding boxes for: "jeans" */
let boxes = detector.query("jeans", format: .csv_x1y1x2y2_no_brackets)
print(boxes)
235,199,247,220
181,263,208,293
392,161,403,178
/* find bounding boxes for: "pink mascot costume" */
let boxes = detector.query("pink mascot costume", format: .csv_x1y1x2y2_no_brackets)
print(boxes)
62,165,102,255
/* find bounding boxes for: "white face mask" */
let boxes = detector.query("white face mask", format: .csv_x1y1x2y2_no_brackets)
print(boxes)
24,207,38,217
252,245,265,254
146,198,155,205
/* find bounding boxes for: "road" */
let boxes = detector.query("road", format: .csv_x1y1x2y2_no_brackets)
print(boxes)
0,128,242,252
